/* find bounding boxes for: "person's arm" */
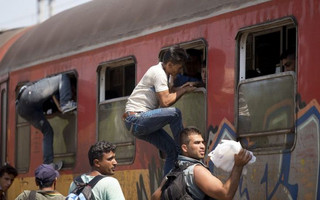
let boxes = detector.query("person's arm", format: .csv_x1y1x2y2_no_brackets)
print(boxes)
157,84,196,107
151,177,167,200
14,191,29,200
170,81,203,92
194,149,252,200
52,96,62,112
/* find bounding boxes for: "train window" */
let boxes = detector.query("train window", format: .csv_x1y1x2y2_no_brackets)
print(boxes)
237,17,297,80
236,17,297,153
159,40,207,159
237,72,296,154
15,72,77,172
97,57,136,164
47,72,77,168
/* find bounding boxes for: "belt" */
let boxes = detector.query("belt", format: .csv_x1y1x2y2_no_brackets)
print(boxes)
16,85,27,101
122,111,140,120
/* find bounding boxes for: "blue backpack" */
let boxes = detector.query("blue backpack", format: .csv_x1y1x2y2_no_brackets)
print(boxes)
66,175,105,200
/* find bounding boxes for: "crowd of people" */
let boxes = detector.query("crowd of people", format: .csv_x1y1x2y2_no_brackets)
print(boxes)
3,45,269,199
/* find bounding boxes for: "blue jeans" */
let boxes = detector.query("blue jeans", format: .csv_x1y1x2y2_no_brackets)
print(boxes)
16,74,72,164
124,107,183,175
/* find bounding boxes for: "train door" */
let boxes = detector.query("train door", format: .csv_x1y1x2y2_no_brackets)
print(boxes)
0,80,7,166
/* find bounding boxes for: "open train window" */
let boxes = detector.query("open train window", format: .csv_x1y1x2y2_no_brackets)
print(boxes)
158,40,207,159
237,17,297,80
47,72,77,168
15,72,77,172
236,17,297,154
97,57,136,164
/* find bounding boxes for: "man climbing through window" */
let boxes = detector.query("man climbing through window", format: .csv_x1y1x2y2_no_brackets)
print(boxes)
16,73,77,170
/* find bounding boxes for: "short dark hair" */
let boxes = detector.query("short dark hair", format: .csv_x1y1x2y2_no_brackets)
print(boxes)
88,141,116,166
180,127,202,146
0,164,18,178
162,45,188,65
36,178,55,189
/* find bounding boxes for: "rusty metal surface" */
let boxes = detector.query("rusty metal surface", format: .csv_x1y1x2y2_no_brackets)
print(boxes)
0,28,23,47
0,0,267,74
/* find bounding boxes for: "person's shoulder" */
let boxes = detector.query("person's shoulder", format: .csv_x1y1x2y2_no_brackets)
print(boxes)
15,190,31,200
37,190,65,200
193,164,212,182
98,175,120,184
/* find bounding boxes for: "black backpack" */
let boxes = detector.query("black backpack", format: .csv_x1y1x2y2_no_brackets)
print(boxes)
160,162,195,200
66,175,105,200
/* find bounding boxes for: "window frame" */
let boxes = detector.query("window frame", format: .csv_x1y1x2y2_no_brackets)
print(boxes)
97,56,136,165
158,39,208,140
236,16,297,81
15,71,78,172
235,17,298,154
1,88,7,166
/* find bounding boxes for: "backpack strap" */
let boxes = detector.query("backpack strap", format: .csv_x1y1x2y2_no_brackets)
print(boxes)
87,175,105,188
27,190,36,200
74,175,105,188
74,175,84,184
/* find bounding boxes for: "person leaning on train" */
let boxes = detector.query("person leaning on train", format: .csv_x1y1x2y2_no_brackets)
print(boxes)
15,74,77,171
173,49,204,88
15,164,65,200
123,45,196,176
151,127,252,200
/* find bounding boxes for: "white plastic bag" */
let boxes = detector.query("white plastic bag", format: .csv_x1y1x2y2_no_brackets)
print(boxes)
208,140,256,175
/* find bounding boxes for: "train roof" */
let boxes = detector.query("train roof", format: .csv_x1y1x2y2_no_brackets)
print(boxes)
0,0,267,75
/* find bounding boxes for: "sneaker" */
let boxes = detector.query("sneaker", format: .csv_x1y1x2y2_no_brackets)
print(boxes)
61,101,77,114
49,161,63,171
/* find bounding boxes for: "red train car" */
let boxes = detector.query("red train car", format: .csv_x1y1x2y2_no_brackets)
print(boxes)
0,0,319,199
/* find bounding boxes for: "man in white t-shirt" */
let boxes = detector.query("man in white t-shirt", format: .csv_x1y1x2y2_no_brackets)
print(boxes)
123,45,196,175
68,141,125,200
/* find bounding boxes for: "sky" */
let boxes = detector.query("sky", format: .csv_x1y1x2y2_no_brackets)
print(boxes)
0,0,91,31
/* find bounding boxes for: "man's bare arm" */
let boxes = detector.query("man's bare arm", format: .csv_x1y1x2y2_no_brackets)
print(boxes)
157,85,195,107
151,178,167,200
194,149,252,200
52,96,62,112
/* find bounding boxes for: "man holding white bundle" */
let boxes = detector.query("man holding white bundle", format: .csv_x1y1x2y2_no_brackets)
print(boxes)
208,139,256,175
152,127,252,200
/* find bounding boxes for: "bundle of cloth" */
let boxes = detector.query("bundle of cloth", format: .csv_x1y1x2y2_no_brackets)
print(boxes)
208,140,256,175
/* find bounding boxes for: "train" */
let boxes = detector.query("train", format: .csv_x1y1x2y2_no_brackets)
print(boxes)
0,0,319,199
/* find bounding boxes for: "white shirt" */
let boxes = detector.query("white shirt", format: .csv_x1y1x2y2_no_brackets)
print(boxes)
125,62,168,112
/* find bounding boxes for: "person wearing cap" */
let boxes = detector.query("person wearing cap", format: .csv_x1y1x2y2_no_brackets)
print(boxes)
15,164,65,200
0,164,18,200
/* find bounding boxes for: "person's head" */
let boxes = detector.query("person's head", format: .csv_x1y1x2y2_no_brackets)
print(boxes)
201,61,206,83
185,49,202,77
180,127,205,160
280,49,296,72
0,164,17,192
162,45,188,77
88,141,117,175
35,164,59,190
